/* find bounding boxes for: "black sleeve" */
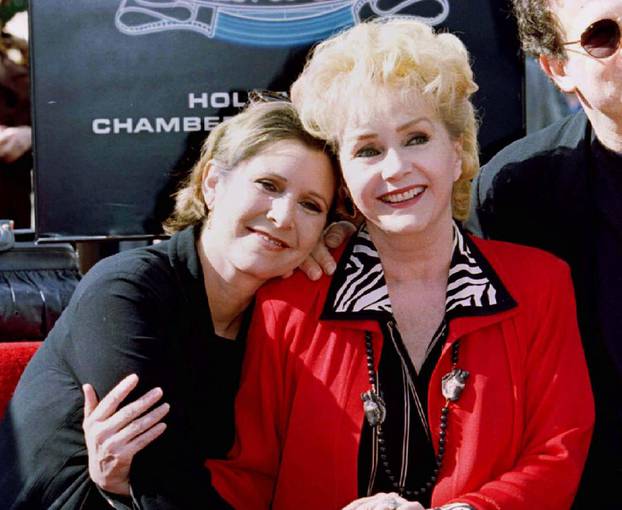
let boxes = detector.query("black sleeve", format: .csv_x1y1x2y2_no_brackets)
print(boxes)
468,114,586,251
465,167,485,237
471,156,566,253
66,263,232,509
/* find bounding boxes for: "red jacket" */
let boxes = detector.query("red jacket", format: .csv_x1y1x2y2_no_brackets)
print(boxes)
209,236,594,510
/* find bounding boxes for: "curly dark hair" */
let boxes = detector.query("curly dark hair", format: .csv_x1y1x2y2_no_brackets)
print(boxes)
512,0,567,59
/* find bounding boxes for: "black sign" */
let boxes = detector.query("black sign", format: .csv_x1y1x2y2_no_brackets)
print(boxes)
31,0,522,239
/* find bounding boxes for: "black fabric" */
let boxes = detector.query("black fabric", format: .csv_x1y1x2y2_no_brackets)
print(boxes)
0,225,240,509
358,320,446,507
470,110,622,508
0,243,81,340
0,154,31,229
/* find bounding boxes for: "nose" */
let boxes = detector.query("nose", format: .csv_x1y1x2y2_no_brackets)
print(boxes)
266,196,294,229
381,148,411,182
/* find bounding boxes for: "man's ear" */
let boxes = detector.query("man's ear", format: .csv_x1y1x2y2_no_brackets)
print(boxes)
539,54,576,93
201,160,222,210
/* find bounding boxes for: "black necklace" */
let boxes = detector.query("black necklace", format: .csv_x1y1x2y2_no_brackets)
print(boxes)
361,331,469,499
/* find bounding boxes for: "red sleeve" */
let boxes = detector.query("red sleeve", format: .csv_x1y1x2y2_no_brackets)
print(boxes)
207,297,289,510
452,261,595,510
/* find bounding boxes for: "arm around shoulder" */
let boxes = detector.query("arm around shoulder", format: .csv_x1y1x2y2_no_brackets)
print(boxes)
69,261,231,508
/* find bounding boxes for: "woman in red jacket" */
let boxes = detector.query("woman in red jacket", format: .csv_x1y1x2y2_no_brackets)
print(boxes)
207,19,594,510
88,19,594,510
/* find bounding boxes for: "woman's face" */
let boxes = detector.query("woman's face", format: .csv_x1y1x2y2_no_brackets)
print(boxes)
337,91,462,241
204,139,335,280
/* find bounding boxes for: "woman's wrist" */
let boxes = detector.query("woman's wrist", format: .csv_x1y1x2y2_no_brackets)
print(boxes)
99,480,131,497
97,485,138,510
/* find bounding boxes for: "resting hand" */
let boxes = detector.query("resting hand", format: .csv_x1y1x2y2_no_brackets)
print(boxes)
0,126,31,163
342,492,425,510
82,374,170,495
290,221,357,280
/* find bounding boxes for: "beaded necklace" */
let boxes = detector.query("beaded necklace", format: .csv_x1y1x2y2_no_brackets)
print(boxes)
361,331,469,498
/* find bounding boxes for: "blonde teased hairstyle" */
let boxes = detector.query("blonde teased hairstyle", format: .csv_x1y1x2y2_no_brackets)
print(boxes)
291,19,479,221
164,100,334,233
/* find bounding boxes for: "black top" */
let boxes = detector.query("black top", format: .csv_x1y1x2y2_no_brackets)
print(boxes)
470,111,622,508
358,320,446,508
0,225,243,509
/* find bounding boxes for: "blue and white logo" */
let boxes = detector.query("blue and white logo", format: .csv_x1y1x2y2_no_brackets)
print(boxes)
115,0,450,47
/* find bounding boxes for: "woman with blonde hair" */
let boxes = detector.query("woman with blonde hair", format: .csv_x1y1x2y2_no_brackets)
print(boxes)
85,19,593,510
0,99,339,509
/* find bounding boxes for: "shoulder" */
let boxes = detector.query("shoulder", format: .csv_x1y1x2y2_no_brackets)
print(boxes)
472,112,591,244
253,244,349,325
46,238,192,349
471,235,571,299
255,269,331,320
475,111,589,198
483,111,588,174
258,241,347,303
71,241,175,306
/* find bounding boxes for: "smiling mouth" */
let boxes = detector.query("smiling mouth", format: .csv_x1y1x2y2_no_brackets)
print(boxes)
379,186,426,204
248,228,290,249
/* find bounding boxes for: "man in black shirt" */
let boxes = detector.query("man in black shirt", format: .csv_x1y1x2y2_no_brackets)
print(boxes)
469,1,622,508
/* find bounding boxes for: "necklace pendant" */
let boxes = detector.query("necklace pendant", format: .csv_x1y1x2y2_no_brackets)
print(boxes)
441,368,469,402
361,389,386,427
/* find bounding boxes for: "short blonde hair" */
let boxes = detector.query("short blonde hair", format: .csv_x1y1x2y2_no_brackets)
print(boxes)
291,19,479,220
164,100,335,233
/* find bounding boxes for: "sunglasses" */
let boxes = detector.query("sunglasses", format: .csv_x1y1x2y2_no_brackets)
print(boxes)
563,18,621,58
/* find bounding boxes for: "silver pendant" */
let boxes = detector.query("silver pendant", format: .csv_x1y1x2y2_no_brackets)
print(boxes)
441,368,469,402
361,389,386,427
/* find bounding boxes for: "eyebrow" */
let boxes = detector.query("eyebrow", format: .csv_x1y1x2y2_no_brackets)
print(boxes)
307,191,330,209
345,116,433,142
265,173,330,209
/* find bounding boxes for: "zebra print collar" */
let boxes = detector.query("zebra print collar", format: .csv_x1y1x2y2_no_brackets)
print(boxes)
321,222,516,322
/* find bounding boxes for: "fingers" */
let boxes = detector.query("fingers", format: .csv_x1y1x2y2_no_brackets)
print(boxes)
85,394,169,495
312,242,337,276
342,493,389,510
297,221,356,281
90,420,167,495
303,234,339,280
342,493,408,510
94,386,164,438
300,220,357,280
99,404,169,462
108,401,170,449
82,384,99,419
342,494,370,510
124,420,168,458
324,220,356,249
87,373,140,422
397,503,425,510
298,256,323,281
95,404,168,484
